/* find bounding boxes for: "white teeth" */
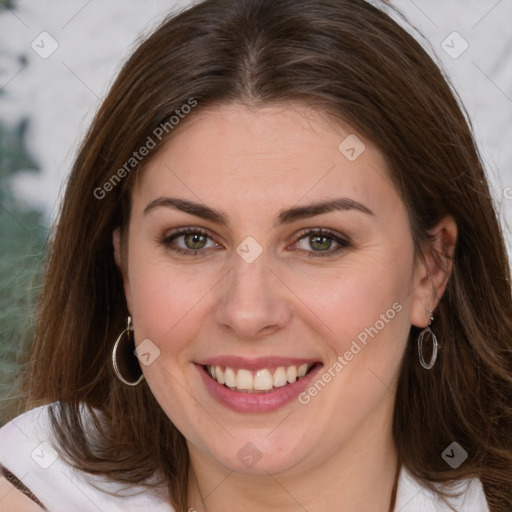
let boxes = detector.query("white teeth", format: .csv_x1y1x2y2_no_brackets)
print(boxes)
254,369,273,391
273,367,288,387
215,365,225,385
225,367,236,388
286,366,297,384
297,364,308,378
236,369,253,390
206,363,315,392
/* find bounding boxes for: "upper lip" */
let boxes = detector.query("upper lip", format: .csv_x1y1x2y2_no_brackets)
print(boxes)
195,355,321,370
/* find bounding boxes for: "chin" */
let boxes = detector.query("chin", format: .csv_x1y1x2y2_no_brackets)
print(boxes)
199,432,311,476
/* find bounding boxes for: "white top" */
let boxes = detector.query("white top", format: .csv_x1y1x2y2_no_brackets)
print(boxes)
0,405,489,511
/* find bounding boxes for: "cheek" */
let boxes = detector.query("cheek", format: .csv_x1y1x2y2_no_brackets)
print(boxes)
126,247,215,353
291,255,412,436
291,241,414,400
297,248,411,342
124,249,213,434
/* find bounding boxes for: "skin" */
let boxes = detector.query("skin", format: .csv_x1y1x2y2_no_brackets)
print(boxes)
113,102,457,512
0,478,45,511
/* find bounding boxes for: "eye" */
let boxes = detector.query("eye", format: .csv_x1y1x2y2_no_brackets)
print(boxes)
160,227,350,258
293,228,351,257
161,227,220,255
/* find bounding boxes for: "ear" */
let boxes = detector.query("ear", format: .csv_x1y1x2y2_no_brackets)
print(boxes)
410,215,457,328
113,227,133,314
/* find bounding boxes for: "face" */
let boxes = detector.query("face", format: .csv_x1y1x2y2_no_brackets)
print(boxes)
114,102,431,477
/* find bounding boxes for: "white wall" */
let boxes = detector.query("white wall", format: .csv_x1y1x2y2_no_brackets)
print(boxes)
1,0,511,257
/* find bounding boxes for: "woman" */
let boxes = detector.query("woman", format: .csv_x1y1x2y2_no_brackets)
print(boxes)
0,0,511,510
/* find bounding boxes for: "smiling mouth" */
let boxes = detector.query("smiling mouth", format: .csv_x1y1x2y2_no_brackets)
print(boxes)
203,363,320,393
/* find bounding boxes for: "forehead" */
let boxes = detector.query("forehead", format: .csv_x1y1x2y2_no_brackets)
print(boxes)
132,102,396,217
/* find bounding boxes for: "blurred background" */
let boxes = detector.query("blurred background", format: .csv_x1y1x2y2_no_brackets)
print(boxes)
1,0,511,424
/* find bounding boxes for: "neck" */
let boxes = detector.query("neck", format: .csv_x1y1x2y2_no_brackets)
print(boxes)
186,409,399,512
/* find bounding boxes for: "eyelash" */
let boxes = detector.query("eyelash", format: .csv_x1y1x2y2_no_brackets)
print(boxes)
294,228,351,257
161,227,351,258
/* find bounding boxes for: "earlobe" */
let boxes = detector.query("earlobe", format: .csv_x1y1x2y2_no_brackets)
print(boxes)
410,215,457,328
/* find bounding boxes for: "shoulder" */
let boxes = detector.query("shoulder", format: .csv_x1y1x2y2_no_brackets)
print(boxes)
394,465,490,512
0,404,175,512
0,476,45,511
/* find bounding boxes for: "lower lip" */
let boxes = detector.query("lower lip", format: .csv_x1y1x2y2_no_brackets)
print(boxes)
196,363,323,413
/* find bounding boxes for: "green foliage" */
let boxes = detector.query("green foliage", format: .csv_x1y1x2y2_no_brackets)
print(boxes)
0,1,17,12
0,119,46,425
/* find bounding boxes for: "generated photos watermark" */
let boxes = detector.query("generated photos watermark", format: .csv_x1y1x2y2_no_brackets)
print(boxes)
338,133,366,161
298,301,403,404
442,441,468,469
441,31,469,60
31,441,59,469
237,441,263,468
93,97,198,200
31,31,59,60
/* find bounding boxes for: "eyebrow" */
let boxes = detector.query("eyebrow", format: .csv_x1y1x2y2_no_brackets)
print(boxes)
143,196,374,225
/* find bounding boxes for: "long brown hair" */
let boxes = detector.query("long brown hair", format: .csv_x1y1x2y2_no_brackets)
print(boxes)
20,0,512,510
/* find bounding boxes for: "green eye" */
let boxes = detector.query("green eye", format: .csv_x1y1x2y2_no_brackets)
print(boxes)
162,228,218,255
308,235,333,252
183,232,208,250
162,227,350,258
295,229,351,257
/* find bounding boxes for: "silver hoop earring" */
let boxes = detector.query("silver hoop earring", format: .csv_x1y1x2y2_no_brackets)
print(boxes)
418,309,438,370
112,316,144,386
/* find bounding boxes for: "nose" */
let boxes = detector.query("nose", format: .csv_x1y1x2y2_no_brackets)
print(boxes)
213,251,293,340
